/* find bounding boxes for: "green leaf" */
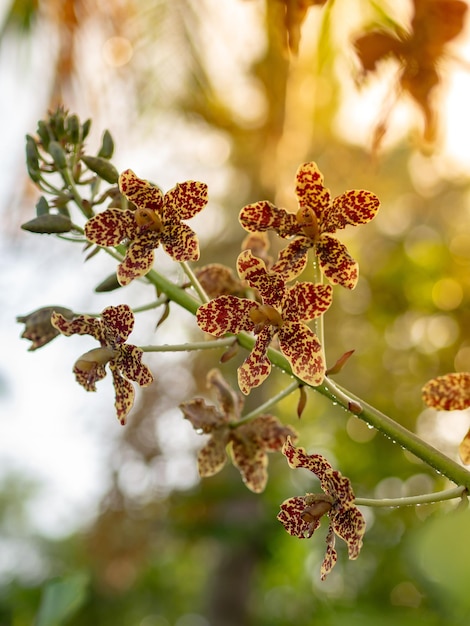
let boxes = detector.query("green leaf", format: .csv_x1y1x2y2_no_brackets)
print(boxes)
35,573,88,626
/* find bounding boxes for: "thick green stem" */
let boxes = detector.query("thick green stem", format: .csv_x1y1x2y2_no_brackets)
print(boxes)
355,486,467,508
141,338,235,352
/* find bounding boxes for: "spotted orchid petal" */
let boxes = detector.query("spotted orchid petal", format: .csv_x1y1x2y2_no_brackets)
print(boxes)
278,496,322,538
283,282,333,323
164,180,208,221
51,311,104,342
198,431,231,477
181,397,229,432
231,435,268,493
317,234,359,289
295,162,331,220
422,372,470,411
85,208,136,247
325,189,380,233
101,304,135,344
196,295,257,336
116,344,153,386
161,222,200,261
278,321,325,386
238,326,274,395
117,236,157,286
110,365,135,425
270,238,310,280
237,250,285,307
239,201,300,238
119,169,164,212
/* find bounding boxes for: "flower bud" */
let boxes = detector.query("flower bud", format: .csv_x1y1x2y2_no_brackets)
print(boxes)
66,114,80,144
48,141,67,171
17,306,74,350
97,129,115,159
25,135,41,183
21,214,73,234
81,155,119,184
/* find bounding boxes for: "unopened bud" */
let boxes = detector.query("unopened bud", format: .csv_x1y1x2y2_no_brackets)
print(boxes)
97,129,115,159
21,214,73,234
81,155,119,184
17,306,74,351
48,141,67,171
66,114,81,144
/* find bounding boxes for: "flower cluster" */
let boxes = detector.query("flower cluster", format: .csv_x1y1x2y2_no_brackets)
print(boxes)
51,304,153,424
180,369,297,492
277,438,366,579
85,169,208,285
197,249,332,394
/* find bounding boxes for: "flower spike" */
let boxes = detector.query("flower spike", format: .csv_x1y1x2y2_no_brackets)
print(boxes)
278,437,366,580
239,162,380,288
85,169,208,285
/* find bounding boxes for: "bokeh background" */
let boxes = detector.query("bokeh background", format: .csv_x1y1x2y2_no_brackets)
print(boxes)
1,1,470,624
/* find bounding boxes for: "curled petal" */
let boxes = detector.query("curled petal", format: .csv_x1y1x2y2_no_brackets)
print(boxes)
164,180,208,221
279,322,325,386
282,437,333,477
85,208,136,246
161,222,200,261
325,189,380,232
330,506,366,561
119,169,163,212
295,162,331,220
283,282,333,322
459,428,470,465
74,360,107,391
51,311,104,342
317,234,359,289
101,304,134,344
422,372,470,411
180,397,229,432
270,238,310,280
246,415,297,452
238,327,274,395
196,295,257,336
116,344,153,386
321,468,356,506
237,250,285,307
239,201,300,238
277,496,321,538
198,431,230,477
206,368,244,419
110,364,135,425
231,436,268,493
320,527,338,580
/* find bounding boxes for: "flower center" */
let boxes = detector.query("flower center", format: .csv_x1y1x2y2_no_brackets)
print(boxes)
134,207,163,232
249,304,284,333
296,207,320,242
302,494,333,521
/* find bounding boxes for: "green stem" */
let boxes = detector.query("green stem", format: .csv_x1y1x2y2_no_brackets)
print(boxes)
355,486,467,508
237,381,300,424
133,298,168,313
140,338,236,353
180,261,210,304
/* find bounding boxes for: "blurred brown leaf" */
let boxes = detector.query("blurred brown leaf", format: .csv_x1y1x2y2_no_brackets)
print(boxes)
354,0,468,147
